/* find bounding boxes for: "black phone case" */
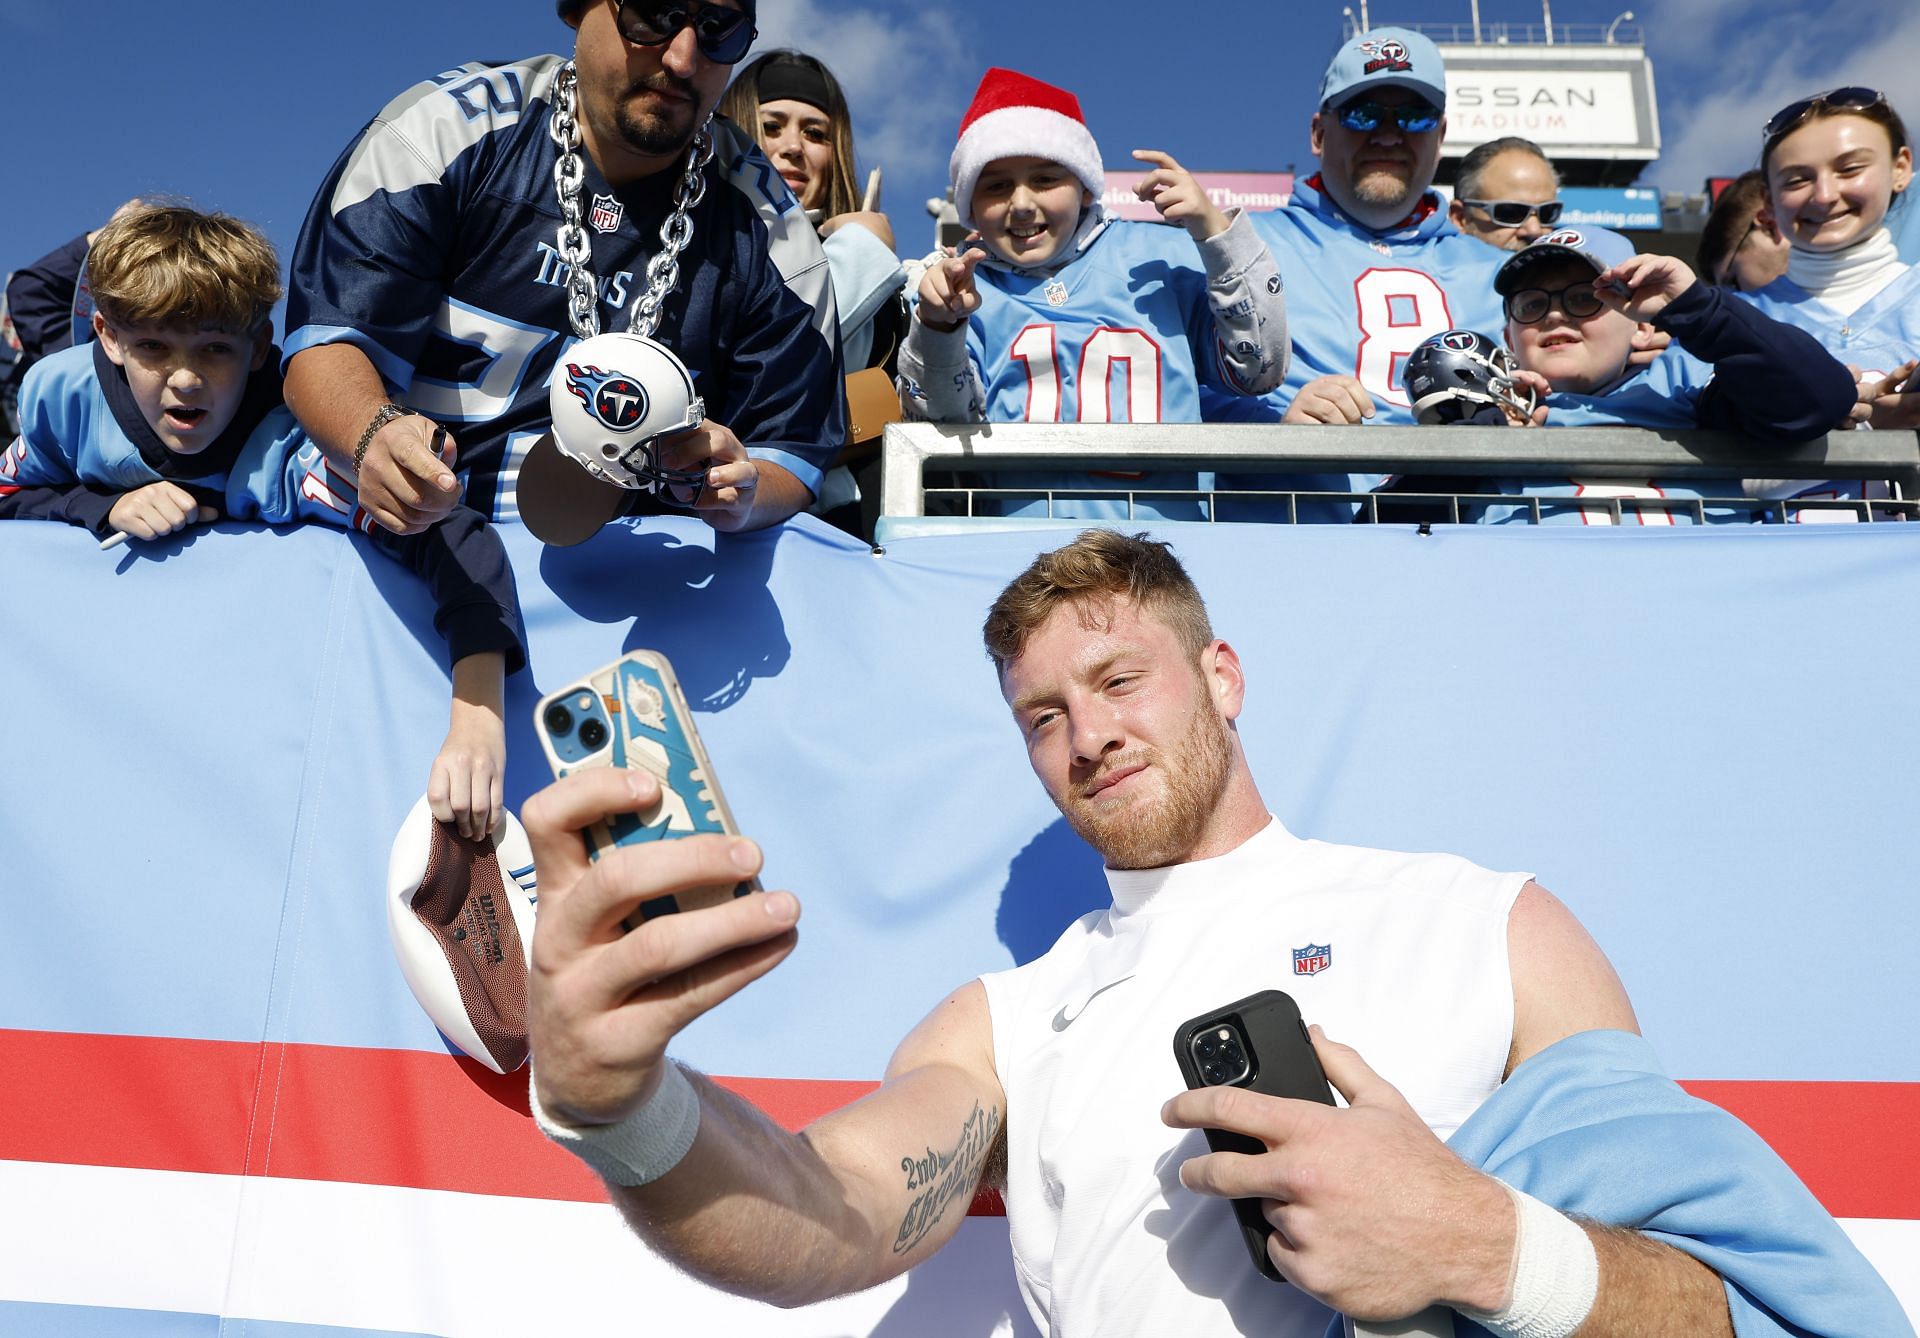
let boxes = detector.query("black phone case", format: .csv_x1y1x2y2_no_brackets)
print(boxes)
1171,989,1335,1283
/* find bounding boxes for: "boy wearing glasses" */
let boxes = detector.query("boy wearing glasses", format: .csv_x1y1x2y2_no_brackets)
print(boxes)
1467,227,1853,524
282,0,845,538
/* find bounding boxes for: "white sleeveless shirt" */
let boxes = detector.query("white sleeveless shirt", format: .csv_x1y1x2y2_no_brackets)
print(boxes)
977,818,1526,1337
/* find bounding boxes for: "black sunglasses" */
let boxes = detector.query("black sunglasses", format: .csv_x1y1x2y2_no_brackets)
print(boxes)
614,0,757,64
1336,99,1442,134
1506,282,1606,325
1457,197,1564,228
1762,87,1886,143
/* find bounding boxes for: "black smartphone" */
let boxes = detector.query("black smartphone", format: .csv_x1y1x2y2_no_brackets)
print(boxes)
1171,989,1336,1282
533,649,757,922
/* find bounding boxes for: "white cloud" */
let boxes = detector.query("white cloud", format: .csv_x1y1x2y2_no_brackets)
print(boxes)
751,0,978,210
1646,0,1920,188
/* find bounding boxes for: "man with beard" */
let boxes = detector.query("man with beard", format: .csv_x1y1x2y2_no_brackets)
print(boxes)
281,0,843,536
512,529,1901,1337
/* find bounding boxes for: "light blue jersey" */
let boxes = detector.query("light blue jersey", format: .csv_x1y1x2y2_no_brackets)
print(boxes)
898,206,1287,520
1243,176,1506,425
1474,348,1751,526
1208,175,1507,518
3,342,367,532
1740,263,1920,520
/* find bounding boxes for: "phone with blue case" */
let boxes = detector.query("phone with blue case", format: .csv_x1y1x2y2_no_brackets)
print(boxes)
534,649,757,921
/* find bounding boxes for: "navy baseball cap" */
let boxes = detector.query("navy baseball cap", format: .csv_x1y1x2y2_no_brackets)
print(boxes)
1496,226,1639,294
1319,27,1447,110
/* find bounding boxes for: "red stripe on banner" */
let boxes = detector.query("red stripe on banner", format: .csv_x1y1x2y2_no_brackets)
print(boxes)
0,1031,1905,1220
1680,1079,1920,1222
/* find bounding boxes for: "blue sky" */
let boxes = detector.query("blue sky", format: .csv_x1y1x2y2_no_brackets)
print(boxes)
3,0,1916,305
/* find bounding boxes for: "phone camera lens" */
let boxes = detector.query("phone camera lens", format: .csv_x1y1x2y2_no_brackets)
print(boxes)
543,704,574,736
1195,1035,1217,1059
1201,1062,1224,1084
579,719,609,750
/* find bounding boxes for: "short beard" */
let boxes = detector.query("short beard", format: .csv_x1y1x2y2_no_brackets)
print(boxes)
601,74,703,159
1349,166,1418,212
1057,692,1236,870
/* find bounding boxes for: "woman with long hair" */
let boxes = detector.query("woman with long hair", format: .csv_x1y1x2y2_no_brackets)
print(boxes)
721,50,907,374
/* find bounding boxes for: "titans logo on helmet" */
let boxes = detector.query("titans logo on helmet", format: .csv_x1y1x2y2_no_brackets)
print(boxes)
1440,330,1480,351
564,363,650,431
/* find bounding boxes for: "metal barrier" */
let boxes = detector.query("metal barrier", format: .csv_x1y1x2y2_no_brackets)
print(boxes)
877,421,1920,526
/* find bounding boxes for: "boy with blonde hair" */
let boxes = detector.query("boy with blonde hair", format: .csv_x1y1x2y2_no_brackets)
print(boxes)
0,205,525,836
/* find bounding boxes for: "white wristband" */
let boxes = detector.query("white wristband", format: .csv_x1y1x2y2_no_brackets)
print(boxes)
529,1062,701,1187
1460,1183,1599,1338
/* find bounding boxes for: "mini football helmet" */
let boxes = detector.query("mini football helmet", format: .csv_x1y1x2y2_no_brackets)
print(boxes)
546,331,707,493
1403,329,1537,426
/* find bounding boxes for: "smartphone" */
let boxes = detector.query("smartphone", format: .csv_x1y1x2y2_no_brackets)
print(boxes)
533,649,757,921
1172,989,1335,1283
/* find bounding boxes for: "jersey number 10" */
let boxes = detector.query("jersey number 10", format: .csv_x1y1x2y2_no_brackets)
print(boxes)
1010,324,1165,423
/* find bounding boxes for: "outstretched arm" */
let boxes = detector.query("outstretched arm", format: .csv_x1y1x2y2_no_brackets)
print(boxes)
525,768,1004,1307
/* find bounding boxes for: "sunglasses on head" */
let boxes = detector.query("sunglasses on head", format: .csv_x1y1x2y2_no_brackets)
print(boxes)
614,0,756,64
1762,86,1886,143
1505,282,1605,325
1457,197,1564,228
1335,99,1442,134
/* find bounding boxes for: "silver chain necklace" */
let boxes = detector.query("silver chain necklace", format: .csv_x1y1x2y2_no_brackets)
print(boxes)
548,60,715,341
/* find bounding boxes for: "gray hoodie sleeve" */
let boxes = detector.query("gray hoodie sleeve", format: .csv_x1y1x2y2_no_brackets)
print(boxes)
1190,208,1288,395
897,313,985,423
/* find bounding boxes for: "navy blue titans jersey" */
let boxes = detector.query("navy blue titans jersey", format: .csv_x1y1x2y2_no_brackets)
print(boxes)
285,55,845,524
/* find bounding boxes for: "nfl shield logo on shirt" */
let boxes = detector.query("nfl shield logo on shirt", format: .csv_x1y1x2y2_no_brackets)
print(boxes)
1043,278,1069,308
589,193,624,234
1292,943,1332,976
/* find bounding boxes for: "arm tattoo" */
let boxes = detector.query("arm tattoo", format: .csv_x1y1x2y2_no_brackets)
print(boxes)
892,1101,1002,1254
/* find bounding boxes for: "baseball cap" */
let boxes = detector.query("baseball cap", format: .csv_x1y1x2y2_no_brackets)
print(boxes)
1319,27,1447,110
1496,226,1640,295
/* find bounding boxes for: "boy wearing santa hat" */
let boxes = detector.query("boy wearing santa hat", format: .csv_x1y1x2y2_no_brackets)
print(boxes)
897,67,1289,518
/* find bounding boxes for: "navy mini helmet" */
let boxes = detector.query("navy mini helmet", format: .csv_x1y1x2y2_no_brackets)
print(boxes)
1403,329,1536,426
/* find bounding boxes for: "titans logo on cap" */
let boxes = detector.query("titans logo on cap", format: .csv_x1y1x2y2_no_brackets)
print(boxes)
564,363,651,431
1359,38,1412,73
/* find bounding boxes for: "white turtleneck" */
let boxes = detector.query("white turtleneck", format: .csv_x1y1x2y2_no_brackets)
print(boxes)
1785,225,1909,316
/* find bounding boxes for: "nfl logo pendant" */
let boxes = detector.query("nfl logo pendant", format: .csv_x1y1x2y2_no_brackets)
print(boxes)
1043,278,1069,308
589,193,624,234
1292,943,1332,976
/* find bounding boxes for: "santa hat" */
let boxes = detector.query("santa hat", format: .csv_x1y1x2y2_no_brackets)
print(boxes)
949,68,1104,229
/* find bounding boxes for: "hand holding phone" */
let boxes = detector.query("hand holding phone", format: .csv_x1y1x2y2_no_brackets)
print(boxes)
534,649,757,922
1172,989,1335,1282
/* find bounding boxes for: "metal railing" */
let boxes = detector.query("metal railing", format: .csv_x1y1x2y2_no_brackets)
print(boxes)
1343,19,1645,46
878,421,1920,525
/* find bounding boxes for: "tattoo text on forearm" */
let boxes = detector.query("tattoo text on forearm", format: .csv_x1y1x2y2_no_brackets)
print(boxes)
892,1102,1001,1254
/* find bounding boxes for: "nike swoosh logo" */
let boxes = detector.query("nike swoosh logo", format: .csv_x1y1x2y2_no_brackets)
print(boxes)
1051,975,1137,1032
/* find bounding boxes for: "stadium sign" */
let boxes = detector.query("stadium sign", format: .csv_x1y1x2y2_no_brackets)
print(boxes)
1439,47,1660,161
